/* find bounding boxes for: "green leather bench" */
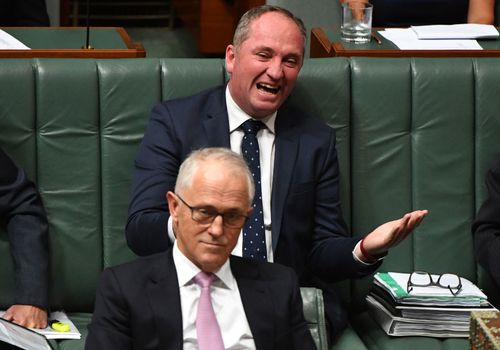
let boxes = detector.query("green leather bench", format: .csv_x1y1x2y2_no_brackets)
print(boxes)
0,57,499,350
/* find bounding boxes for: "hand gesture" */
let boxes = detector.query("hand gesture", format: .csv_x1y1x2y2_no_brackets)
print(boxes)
357,210,428,261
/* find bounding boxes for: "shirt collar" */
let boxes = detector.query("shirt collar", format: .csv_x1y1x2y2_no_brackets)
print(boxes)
226,85,276,134
173,240,237,290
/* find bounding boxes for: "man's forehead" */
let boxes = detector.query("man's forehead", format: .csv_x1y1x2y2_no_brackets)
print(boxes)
246,13,305,51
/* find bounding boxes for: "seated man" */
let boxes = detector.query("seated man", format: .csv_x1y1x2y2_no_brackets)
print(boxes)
126,4,428,339
126,4,428,338
0,146,49,329
86,148,316,350
473,153,500,287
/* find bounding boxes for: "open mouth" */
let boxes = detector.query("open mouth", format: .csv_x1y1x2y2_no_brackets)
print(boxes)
257,83,280,94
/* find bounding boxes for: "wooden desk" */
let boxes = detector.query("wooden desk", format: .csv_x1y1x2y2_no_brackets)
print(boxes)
0,27,145,58
311,27,500,58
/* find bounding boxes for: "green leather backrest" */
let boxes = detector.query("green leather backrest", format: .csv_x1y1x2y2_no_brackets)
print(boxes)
301,287,329,350
1,57,499,314
0,57,352,313
349,57,500,307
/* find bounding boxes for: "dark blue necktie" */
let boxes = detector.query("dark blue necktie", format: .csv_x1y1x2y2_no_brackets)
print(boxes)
240,119,267,261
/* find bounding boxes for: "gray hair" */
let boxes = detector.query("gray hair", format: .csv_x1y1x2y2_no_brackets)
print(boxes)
175,147,255,205
233,5,307,53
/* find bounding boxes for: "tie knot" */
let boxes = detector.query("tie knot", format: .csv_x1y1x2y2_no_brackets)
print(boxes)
241,119,264,135
194,272,215,288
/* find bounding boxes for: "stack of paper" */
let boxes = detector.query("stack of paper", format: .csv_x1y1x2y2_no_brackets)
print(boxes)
378,24,499,51
367,272,496,337
0,310,80,350
411,24,500,40
0,29,30,50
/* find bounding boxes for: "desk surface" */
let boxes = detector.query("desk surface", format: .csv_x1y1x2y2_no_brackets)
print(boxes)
0,27,145,58
311,27,500,58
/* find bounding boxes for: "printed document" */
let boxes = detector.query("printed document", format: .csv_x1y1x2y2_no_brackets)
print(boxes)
411,24,499,40
379,28,483,50
0,29,30,50
0,310,80,349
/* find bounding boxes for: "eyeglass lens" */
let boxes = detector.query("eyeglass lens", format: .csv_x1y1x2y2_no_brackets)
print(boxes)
408,271,462,295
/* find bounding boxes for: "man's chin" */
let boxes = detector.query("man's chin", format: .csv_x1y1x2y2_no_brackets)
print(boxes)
198,257,227,273
250,101,282,118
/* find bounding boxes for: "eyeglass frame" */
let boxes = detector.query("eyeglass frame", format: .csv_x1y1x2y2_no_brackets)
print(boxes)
174,193,250,229
406,271,463,296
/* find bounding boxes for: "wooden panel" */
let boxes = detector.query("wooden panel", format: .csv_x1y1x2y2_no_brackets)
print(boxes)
199,0,235,54
311,27,500,58
173,0,265,55
0,27,145,58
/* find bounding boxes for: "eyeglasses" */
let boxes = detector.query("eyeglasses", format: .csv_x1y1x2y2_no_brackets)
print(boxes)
175,194,249,229
407,271,462,296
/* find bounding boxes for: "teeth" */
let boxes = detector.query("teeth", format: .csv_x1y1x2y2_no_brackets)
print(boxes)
257,83,279,94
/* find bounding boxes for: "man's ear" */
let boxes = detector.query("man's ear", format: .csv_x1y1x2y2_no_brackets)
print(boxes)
167,191,179,220
225,44,235,74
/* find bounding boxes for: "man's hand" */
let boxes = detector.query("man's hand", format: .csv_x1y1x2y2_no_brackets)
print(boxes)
356,210,428,262
3,304,48,329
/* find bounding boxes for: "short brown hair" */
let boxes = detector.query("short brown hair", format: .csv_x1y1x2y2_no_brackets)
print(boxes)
233,5,307,52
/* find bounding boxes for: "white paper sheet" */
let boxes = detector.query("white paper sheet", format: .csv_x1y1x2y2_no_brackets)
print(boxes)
411,24,499,40
0,310,80,340
0,29,30,50
379,28,483,50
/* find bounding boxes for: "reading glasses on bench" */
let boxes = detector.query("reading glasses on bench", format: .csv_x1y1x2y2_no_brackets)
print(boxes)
407,271,463,296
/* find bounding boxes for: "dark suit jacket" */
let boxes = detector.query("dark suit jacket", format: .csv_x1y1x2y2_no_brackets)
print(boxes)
473,153,500,287
126,85,379,334
85,251,316,350
0,147,49,309
0,0,50,26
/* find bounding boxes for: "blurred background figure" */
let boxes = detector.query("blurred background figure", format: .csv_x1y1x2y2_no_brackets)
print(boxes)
473,153,500,289
0,147,49,329
0,0,50,26
340,0,495,27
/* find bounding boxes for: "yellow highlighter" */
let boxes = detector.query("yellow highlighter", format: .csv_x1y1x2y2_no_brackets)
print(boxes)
49,320,70,332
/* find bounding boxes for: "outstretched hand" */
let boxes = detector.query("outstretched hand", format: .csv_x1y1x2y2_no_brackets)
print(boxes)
3,304,48,329
356,210,428,262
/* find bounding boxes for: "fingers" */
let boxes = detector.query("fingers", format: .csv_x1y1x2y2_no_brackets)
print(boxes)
2,309,14,321
387,210,428,247
3,305,48,329
405,210,428,230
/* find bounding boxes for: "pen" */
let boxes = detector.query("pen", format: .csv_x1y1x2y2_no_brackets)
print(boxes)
371,32,382,45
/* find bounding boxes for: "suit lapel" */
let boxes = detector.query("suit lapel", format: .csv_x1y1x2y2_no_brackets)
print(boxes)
272,107,300,252
231,257,273,350
203,86,231,148
146,251,183,350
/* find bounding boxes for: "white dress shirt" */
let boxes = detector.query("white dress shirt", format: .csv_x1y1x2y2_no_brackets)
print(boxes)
173,242,256,349
225,86,276,262
167,87,369,265
169,87,276,262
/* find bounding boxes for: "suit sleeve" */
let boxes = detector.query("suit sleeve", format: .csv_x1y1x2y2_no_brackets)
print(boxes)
473,153,500,286
307,128,380,281
86,269,133,350
126,103,181,256
0,147,49,309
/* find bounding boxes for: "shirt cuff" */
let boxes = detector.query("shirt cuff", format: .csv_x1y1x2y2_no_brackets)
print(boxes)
352,240,385,265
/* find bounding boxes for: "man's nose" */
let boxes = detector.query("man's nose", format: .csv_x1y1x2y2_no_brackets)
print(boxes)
266,58,284,80
207,214,224,237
